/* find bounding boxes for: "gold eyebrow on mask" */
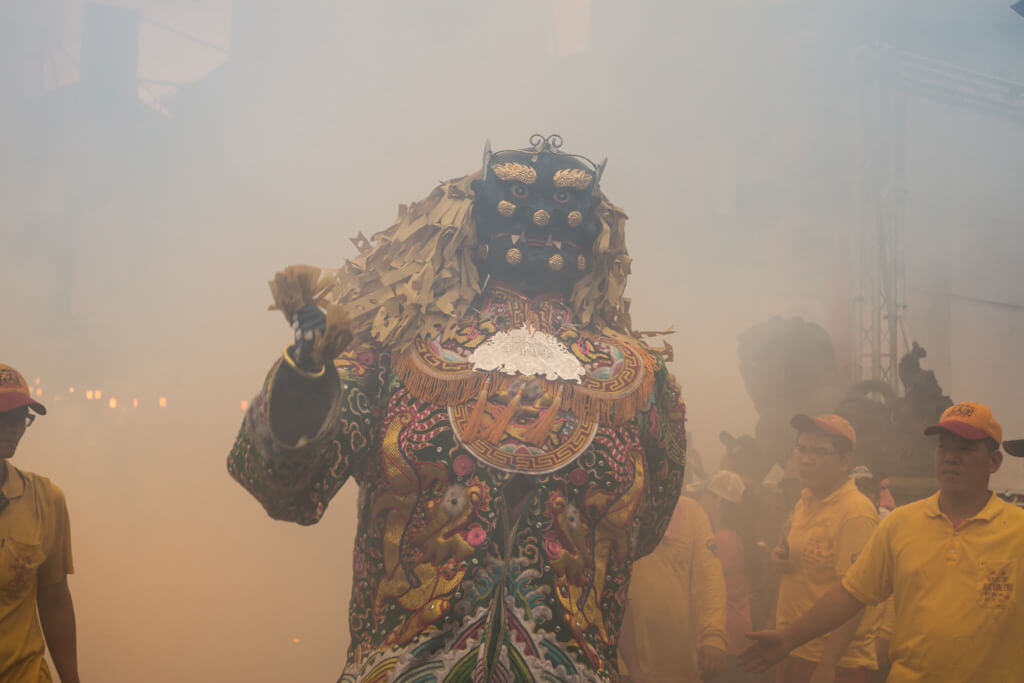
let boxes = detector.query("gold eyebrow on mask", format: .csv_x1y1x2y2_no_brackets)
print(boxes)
552,168,594,189
491,162,537,184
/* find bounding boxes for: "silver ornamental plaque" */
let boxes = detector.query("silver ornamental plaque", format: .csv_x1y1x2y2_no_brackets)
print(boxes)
469,325,585,382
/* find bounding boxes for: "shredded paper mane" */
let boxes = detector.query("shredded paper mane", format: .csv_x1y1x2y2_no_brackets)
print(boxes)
328,173,635,353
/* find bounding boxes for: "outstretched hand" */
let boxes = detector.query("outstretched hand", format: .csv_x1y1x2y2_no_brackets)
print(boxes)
738,629,792,673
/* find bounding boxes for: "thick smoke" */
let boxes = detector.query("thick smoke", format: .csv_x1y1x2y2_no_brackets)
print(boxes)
1,1,1022,680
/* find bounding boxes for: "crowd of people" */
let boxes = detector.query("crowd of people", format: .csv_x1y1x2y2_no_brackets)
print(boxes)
620,403,1024,682
5,375,1024,683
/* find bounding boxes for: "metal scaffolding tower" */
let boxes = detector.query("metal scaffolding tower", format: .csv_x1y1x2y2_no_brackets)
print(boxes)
853,46,907,390
852,45,1024,391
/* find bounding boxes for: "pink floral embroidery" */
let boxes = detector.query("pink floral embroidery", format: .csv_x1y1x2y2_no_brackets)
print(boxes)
569,468,589,486
453,454,474,477
466,525,487,546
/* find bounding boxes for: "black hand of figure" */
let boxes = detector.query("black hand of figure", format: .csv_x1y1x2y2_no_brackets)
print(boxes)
290,304,327,371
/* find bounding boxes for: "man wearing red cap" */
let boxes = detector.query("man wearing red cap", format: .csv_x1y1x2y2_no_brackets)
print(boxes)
769,414,881,682
742,402,1024,682
0,364,79,683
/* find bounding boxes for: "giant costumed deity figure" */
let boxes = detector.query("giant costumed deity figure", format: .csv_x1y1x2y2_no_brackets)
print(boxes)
227,135,686,682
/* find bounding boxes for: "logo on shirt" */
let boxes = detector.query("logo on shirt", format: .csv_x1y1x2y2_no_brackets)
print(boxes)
706,539,719,557
1,544,35,600
979,561,1015,609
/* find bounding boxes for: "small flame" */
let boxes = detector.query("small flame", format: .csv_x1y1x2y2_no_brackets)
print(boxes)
240,400,249,411
85,391,93,400
159,397,167,408
109,398,117,409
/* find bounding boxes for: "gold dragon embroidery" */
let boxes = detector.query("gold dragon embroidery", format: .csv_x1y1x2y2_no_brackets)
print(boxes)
546,448,646,667
371,412,491,645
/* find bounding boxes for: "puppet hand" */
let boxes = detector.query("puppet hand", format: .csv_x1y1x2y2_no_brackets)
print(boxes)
289,304,327,372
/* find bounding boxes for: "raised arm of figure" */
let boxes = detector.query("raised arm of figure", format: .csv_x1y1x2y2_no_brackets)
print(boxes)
227,302,386,525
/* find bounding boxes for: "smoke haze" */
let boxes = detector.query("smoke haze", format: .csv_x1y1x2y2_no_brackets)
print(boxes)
2,1,1023,680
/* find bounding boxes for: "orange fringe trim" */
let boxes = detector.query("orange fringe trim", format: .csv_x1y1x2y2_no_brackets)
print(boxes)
462,384,490,442
393,343,657,426
486,387,523,442
524,392,562,446
393,351,488,407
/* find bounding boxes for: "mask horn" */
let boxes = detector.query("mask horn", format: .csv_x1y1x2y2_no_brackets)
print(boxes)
481,139,492,181
593,157,607,196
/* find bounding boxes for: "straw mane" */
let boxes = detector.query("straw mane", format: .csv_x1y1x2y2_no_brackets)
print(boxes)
329,172,634,354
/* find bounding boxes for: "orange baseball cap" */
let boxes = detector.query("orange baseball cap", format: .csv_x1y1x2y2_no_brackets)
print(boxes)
0,364,47,415
791,413,857,447
924,401,1001,443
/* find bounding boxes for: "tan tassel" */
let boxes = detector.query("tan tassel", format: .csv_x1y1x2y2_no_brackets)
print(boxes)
268,265,324,324
524,394,562,447
486,387,523,443
462,385,490,442
268,266,355,366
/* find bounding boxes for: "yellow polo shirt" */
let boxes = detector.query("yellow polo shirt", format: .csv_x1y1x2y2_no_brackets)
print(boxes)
618,496,727,682
842,491,1024,683
0,464,74,683
777,478,880,669
876,596,896,641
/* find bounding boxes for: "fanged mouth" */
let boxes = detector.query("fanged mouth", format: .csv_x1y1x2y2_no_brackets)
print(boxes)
494,233,579,250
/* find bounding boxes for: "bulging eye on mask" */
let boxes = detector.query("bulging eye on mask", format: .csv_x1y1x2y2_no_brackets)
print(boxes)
470,135,606,298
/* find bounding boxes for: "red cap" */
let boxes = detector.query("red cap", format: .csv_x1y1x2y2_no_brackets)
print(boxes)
924,402,1001,443
791,413,856,447
0,364,47,415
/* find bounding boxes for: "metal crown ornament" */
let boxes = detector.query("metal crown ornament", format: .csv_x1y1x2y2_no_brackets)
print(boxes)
480,134,607,196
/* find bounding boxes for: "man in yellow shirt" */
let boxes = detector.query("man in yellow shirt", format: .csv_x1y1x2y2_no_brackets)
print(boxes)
742,401,1024,683
772,413,880,683
0,364,79,683
618,495,728,681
